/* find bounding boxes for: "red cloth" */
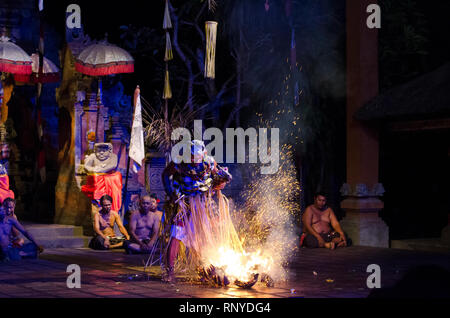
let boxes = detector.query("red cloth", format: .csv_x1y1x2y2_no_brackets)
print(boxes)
299,233,307,247
81,171,122,211
0,174,14,204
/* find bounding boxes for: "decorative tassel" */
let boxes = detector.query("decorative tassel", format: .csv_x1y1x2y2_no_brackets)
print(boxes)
164,32,173,62
163,69,172,99
207,0,217,11
204,21,218,79
163,0,172,30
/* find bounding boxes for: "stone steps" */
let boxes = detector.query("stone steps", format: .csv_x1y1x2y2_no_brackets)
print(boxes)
19,223,91,248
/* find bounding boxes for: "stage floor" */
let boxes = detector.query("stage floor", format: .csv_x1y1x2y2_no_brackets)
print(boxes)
0,246,448,298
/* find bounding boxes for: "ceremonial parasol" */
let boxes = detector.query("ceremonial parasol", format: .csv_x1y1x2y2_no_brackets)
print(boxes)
74,40,134,142
14,53,60,84
0,36,32,75
0,36,32,123
74,41,134,76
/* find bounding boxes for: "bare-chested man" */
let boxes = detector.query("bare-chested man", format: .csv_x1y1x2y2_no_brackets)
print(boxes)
301,192,347,249
0,198,43,261
124,194,162,254
2,198,25,247
89,195,130,250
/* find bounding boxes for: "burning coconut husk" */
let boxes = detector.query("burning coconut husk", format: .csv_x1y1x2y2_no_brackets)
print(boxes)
235,273,259,289
197,265,263,289
197,265,230,287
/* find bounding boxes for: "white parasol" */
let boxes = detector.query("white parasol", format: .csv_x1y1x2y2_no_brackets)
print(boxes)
14,53,60,83
74,39,134,143
0,36,32,75
75,41,134,76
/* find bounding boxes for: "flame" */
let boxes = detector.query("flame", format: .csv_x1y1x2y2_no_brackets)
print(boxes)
204,246,273,282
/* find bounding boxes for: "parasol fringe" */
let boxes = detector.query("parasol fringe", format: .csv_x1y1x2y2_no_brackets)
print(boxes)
163,0,172,30
164,32,173,62
163,69,172,99
74,62,134,76
204,21,218,79
0,62,32,75
14,72,60,84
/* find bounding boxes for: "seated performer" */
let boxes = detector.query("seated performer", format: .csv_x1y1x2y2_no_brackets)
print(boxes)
301,192,347,249
124,193,163,254
89,195,130,250
0,198,44,261
0,143,14,203
81,143,122,213
162,140,233,282
2,198,25,247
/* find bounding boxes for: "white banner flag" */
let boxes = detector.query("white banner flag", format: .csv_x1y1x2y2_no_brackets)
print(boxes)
129,92,145,173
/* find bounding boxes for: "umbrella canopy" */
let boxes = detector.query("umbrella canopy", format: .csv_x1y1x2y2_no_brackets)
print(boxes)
0,36,32,75
14,53,60,83
75,41,134,76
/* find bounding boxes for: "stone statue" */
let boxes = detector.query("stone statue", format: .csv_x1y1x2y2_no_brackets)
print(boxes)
81,143,122,212
83,143,117,174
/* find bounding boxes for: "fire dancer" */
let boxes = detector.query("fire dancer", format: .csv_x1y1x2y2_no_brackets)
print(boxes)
124,194,162,254
162,140,235,282
0,198,43,261
301,192,348,249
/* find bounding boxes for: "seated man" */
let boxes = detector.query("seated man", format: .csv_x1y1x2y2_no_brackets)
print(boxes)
0,198,44,261
89,195,130,250
3,197,24,247
0,143,15,203
124,193,163,254
301,192,347,249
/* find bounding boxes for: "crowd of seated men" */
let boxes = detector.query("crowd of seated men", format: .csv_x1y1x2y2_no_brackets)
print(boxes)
2,190,347,262
0,192,163,262
89,193,163,255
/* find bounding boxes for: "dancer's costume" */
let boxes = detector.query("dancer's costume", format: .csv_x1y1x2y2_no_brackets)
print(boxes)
164,145,242,273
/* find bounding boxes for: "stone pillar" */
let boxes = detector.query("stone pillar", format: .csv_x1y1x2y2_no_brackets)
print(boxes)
340,0,388,247
340,184,388,247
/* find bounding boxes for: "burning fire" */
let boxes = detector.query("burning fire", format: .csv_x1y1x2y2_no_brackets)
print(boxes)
185,145,299,288
198,146,299,287
204,246,273,283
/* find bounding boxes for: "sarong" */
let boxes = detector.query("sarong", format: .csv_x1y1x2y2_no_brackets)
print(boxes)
302,231,341,248
81,171,122,211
